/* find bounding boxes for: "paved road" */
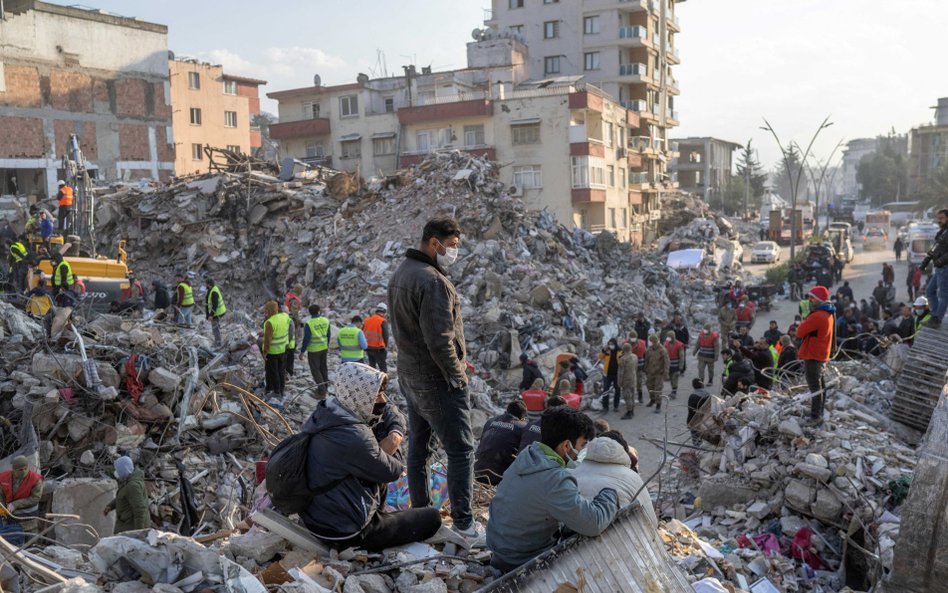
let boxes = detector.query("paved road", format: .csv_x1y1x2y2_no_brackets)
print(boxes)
610,234,902,477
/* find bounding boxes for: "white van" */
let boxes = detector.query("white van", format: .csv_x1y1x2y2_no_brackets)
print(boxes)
907,222,939,265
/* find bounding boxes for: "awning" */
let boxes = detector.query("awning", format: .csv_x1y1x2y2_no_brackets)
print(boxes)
340,133,362,141
510,117,541,126
371,132,397,139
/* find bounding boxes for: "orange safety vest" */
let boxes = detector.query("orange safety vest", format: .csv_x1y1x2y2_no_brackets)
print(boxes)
58,186,74,207
697,331,719,359
631,338,647,369
0,470,41,504
363,314,386,348
665,340,685,371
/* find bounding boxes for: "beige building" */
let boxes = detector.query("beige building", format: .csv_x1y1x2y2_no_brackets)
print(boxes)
269,36,649,243
169,58,266,176
670,137,741,204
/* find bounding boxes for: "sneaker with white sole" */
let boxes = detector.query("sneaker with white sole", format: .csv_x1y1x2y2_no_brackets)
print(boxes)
451,521,487,548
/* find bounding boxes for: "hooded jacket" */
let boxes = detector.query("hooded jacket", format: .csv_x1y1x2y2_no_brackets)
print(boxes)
796,303,836,361
300,364,403,540
112,469,150,533
474,412,526,484
486,442,618,571
519,360,545,391
573,438,657,529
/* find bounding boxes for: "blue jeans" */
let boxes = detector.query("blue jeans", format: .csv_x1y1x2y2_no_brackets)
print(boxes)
926,267,948,320
177,305,193,325
400,374,475,530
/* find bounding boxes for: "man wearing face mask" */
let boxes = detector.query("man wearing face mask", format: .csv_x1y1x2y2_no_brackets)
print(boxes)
487,407,618,573
388,217,482,544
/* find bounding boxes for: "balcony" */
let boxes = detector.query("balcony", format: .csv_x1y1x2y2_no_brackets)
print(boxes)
621,99,647,112
269,118,331,140
617,0,648,11
572,188,608,204
666,45,680,64
668,77,680,95
667,110,679,125
630,171,649,185
397,95,493,125
667,12,680,32
618,62,649,83
483,8,495,25
617,26,649,47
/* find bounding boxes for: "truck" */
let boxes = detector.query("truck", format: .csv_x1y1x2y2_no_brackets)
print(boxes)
768,207,812,245
864,210,891,231
826,226,854,262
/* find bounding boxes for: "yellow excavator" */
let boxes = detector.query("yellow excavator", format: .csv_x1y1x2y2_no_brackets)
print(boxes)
24,134,131,310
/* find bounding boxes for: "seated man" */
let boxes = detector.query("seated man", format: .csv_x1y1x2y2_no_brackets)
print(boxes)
686,379,710,444
573,430,657,528
518,396,566,452
0,456,43,545
487,407,619,573
474,401,528,486
300,363,440,550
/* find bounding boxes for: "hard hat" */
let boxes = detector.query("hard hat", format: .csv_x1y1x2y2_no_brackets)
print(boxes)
376,303,388,312
57,180,65,186
914,296,929,308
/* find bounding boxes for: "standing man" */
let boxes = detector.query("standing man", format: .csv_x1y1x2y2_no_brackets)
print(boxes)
338,316,368,363
6,237,28,292
174,272,194,327
151,279,171,312
363,303,391,373
300,304,331,398
388,216,482,543
205,278,226,347
693,323,720,386
627,331,647,404
718,300,736,336
670,311,690,347
616,342,637,419
103,457,150,533
50,251,75,306
56,180,73,235
643,334,669,413
0,456,44,545
894,236,904,262
633,313,651,342
38,211,54,250
922,208,948,328
663,330,686,399
262,300,288,400
735,302,754,332
282,304,297,379
795,286,835,424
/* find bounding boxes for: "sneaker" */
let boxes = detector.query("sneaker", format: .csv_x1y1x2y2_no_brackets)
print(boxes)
451,521,486,549
621,411,634,419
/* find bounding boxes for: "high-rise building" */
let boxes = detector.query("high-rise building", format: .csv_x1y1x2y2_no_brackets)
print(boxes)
484,0,683,239
908,97,948,196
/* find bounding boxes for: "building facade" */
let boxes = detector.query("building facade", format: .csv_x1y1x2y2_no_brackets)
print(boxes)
168,59,266,176
839,138,878,200
669,137,740,204
0,0,174,197
908,97,948,196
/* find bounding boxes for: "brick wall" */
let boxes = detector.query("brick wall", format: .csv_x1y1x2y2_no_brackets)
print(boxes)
53,119,79,156
118,124,150,160
152,81,171,119
114,78,150,117
154,125,174,161
0,64,42,108
50,70,94,112
0,117,46,157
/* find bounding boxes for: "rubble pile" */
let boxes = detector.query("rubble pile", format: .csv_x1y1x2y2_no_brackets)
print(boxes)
656,361,916,592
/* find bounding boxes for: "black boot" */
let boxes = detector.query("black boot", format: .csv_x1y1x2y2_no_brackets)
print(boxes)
621,410,634,419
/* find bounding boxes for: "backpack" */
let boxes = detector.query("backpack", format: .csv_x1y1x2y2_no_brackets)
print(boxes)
265,432,342,515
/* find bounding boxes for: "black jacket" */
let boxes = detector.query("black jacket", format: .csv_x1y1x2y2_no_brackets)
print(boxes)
739,346,774,390
388,249,466,385
474,412,526,485
518,418,541,452
153,283,171,309
634,320,651,340
672,324,690,346
300,399,403,540
519,361,544,391
763,328,782,346
926,225,948,269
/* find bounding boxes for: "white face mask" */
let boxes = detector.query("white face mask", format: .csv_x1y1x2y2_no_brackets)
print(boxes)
436,241,459,267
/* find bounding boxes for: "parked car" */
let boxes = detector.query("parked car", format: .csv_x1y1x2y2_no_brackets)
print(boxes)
751,241,780,264
863,227,888,250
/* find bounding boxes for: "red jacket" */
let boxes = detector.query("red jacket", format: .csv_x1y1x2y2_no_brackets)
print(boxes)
0,470,41,504
795,307,834,361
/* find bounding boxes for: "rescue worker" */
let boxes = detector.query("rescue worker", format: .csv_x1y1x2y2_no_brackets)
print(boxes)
38,210,54,248
912,296,932,339
664,330,686,399
7,237,28,292
628,330,647,403
795,286,835,424
174,271,194,327
643,334,670,413
598,338,621,412
282,303,297,378
262,300,289,400
50,251,76,306
103,456,150,533
300,304,331,398
205,278,226,347
0,456,43,545
363,303,391,373
718,301,737,336
799,293,812,319
56,180,74,235
616,342,637,419
338,315,368,363
693,324,720,385
735,301,755,331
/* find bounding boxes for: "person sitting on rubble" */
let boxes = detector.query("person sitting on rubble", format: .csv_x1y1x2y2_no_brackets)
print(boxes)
519,396,566,452
299,363,440,551
0,456,43,545
573,430,657,528
858,320,884,356
593,419,610,436
787,315,803,344
896,304,916,342
737,337,776,391
881,308,900,338
552,360,576,397
836,307,861,358
474,401,528,486
763,320,782,346
104,456,151,533
486,407,619,574
569,358,588,395
518,353,544,392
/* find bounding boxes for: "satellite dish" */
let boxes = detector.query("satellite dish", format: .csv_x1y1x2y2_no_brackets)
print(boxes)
168,50,176,60
313,74,322,87
356,73,370,84
471,28,483,41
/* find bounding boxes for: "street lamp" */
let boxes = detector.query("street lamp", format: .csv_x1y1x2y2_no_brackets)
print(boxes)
800,138,845,236
759,116,834,260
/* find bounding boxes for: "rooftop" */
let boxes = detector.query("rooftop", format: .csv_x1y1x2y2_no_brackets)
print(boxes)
6,0,167,33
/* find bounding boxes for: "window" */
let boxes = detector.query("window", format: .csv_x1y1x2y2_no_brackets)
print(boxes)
188,72,200,90
605,122,614,148
509,0,523,7
619,167,626,188
340,139,361,159
584,52,600,71
620,208,628,228
607,165,615,187
544,56,561,75
340,95,359,118
224,111,238,128
416,131,430,152
583,15,601,35
544,21,559,39
511,123,540,145
609,208,617,229
463,125,485,147
571,156,588,188
189,107,202,125
591,158,605,187
510,24,524,36
303,101,321,119
373,137,396,156
384,97,395,113
305,144,324,158
513,165,542,189
223,80,237,95
226,145,241,153
191,143,202,160
618,127,626,149
543,0,559,3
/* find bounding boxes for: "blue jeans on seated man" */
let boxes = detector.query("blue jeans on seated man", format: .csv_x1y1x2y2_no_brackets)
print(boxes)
400,374,475,531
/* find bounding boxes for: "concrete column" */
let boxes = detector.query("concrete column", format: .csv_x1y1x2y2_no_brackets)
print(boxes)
147,126,159,179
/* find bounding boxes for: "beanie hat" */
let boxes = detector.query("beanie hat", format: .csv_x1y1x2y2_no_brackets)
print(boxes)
114,456,134,479
648,334,659,344
808,286,830,303
621,342,632,353
332,362,387,423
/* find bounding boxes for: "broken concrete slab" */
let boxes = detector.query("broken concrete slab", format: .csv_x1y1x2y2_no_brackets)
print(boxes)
227,527,287,564
148,367,181,393
51,479,118,546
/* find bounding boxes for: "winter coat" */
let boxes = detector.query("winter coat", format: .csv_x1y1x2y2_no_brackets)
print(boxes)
671,324,690,346
598,349,620,377
518,418,541,452
796,304,836,362
474,412,526,485
777,345,798,372
763,328,782,346
643,344,670,378
300,398,403,540
634,320,651,341
718,306,736,330
388,249,466,385
112,469,150,533
574,438,657,528
486,442,619,571
927,225,948,268
519,361,545,391
616,354,638,390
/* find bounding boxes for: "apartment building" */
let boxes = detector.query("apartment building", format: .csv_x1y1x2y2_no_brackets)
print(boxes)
670,137,741,203
169,58,266,175
908,97,948,195
0,0,174,197
839,138,878,199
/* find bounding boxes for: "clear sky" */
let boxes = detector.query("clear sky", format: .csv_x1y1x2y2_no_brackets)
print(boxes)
57,0,948,170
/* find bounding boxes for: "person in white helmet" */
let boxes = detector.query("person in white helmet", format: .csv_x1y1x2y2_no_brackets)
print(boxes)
363,303,390,373
911,296,932,342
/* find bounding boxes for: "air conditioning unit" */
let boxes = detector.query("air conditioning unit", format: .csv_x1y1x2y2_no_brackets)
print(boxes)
510,185,524,197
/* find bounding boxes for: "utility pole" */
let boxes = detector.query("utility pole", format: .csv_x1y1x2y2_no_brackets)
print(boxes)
801,138,844,236
743,138,751,220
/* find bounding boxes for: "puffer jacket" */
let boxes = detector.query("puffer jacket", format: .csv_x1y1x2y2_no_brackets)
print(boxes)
796,303,836,362
573,437,658,528
643,343,670,378
113,469,150,533
388,249,466,385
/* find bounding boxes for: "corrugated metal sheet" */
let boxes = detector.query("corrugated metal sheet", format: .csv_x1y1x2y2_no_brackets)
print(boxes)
476,504,693,593
891,324,948,430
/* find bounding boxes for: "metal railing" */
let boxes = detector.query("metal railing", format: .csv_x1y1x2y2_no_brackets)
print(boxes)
619,63,647,76
630,172,649,184
619,26,647,39
621,99,647,112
